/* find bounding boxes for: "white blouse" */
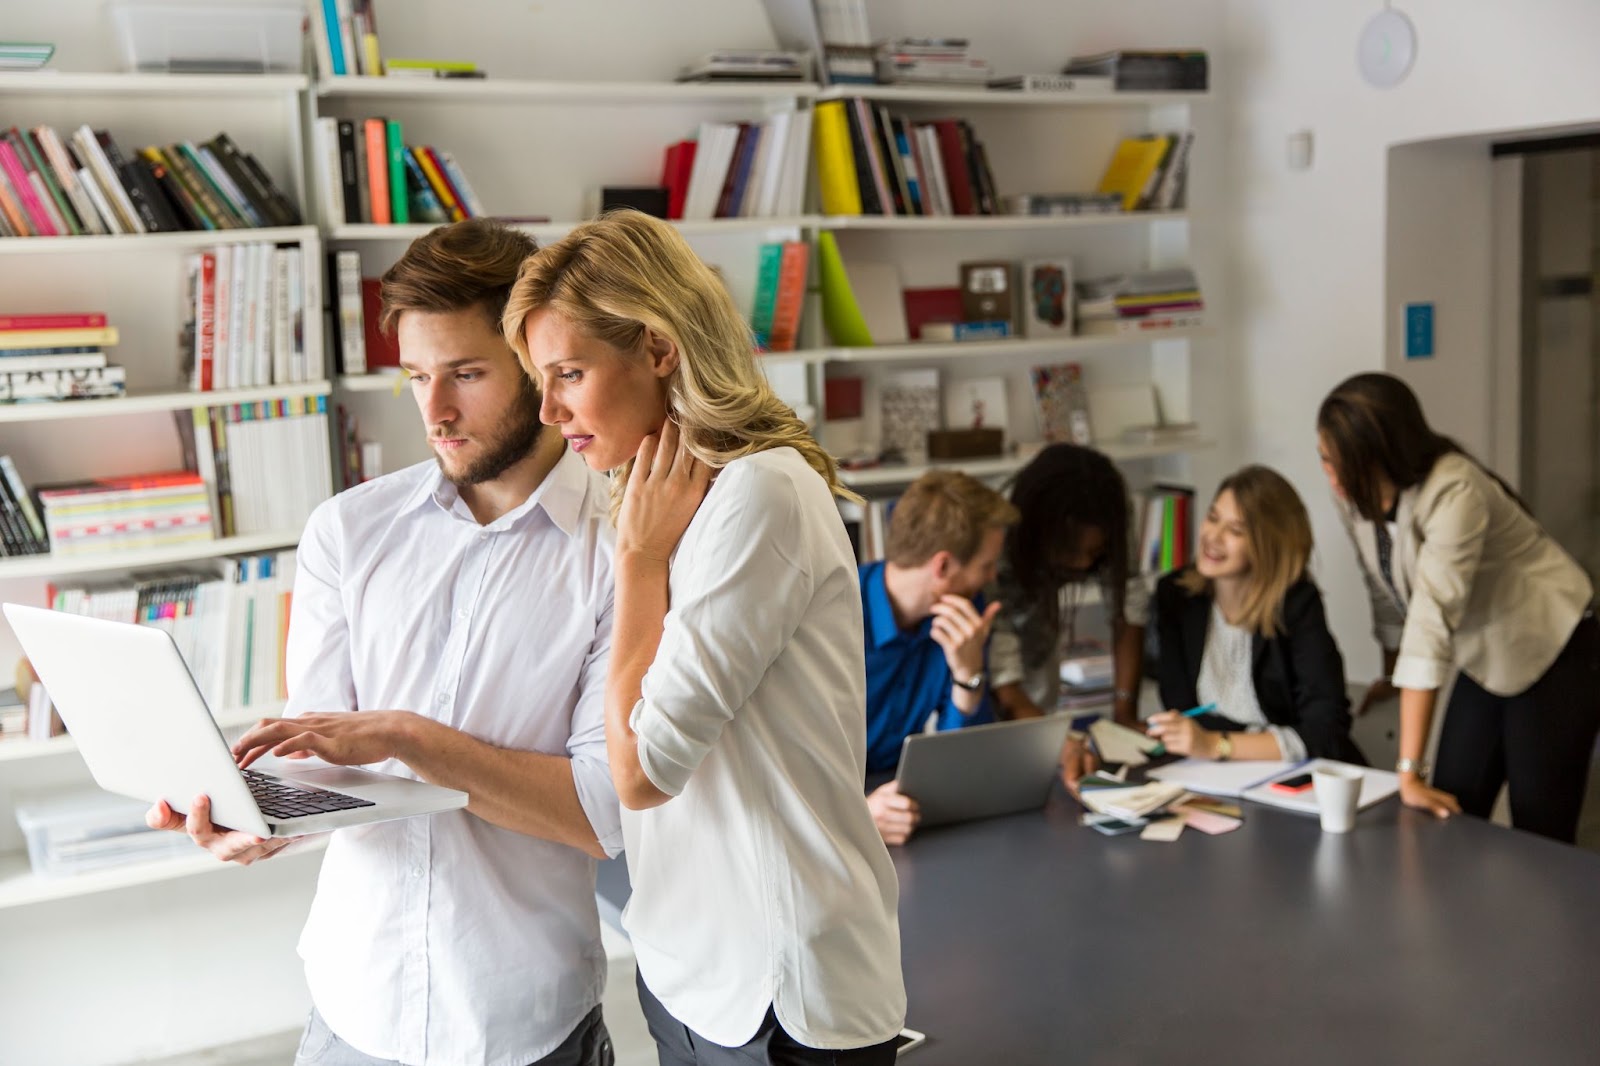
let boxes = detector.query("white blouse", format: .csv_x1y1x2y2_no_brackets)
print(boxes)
1196,602,1307,761
622,447,906,1049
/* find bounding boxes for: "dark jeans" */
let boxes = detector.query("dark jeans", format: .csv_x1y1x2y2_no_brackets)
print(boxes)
636,970,897,1066
1434,613,1600,843
294,1004,612,1066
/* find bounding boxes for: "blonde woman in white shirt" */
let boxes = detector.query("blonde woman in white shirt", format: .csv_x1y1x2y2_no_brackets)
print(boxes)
504,210,906,1066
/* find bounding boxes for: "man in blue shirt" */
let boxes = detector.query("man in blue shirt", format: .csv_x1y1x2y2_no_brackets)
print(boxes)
861,470,1018,844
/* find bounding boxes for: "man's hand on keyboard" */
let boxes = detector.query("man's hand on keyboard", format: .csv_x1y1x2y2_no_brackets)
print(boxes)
145,794,295,865
233,711,420,770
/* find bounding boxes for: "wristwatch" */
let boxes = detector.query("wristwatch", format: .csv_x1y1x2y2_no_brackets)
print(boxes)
953,671,986,692
1395,757,1431,776
1215,732,1233,761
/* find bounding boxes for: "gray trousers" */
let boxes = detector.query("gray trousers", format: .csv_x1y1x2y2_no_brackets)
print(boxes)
293,1005,613,1066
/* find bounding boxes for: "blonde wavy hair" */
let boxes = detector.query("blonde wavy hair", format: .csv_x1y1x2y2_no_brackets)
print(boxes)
1177,464,1313,638
501,209,856,512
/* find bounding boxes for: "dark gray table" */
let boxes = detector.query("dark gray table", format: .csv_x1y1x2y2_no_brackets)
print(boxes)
598,785,1600,1065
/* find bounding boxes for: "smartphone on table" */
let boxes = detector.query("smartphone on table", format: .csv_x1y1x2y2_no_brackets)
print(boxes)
1270,772,1315,794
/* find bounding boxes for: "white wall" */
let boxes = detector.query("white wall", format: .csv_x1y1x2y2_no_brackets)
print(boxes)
1219,0,1600,677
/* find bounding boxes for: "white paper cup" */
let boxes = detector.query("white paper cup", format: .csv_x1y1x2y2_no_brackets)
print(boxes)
1313,765,1364,832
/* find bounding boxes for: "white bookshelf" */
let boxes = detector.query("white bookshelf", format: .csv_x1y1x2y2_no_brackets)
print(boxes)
0,224,319,256
0,833,328,910
0,72,309,97
0,381,332,423
0,530,303,581
821,211,1187,232
330,217,819,243
819,328,1213,365
837,438,1214,488
316,75,816,104
0,702,285,765
338,371,409,393
813,85,1210,107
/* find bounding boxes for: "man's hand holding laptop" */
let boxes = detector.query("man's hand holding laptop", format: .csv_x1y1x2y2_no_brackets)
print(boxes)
146,793,298,865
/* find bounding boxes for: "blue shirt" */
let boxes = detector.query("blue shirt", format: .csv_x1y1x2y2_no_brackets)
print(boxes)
860,561,994,774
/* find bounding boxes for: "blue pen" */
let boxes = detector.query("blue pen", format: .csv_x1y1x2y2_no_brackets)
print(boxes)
1179,702,1217,718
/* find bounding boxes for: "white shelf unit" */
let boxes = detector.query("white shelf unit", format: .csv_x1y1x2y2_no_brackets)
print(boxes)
0,832,327,910
0,59,336,998
813,85,1210,108
837,438,1216,488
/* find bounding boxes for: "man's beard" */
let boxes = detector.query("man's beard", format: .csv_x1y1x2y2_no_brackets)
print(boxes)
435,377,544,486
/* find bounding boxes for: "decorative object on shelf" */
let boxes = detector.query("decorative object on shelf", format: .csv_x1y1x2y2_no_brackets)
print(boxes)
1357,8,1417,89
111,1,303,75
959,260,1014,326
818,232,909,347
880,367,940,464
944,376,1009,433
1030,362,1092,445
1022,258,1074,338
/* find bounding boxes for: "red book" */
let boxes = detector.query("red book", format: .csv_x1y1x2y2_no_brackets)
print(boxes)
196,252,216,391
660,140,697,221
364,118,391,224
418,146,468,220
0,139,57,235
929,120,976,215
0,313,107,331
361,278,400,368
824,376,864,420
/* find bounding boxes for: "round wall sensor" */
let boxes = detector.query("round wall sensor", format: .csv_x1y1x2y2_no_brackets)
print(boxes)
1358,9,1417,88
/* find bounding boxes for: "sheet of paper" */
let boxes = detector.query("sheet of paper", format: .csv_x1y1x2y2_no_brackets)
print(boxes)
1088,719,1160,766
1239,759,1401,814
1145,757,1299,797
1177,805,1243,835
1140,818,1185,842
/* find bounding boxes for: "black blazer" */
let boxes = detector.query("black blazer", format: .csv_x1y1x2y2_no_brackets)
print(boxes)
1154,571,1366,764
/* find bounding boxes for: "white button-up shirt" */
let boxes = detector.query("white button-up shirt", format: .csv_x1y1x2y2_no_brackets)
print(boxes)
286,451,619,1066
622,447,906,1050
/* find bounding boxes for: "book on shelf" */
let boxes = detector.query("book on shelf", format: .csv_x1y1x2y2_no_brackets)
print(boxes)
987,73,1113,93
920,320,1010,343
311,0,391,77
318,116,484,226
1002,192,1125,216
178,240,312,390
902,286,963,341
335,403,385,491
44,549,298,712
0,123,300,238
749,241,809,352
811,99,996,217
35,470,213,557
330,249,367,375
677,49,808,82
675,112,810,221
0,42,54,71
1062,49,1210,92
880,367,940,464
1075,267,1204,335
818,234,907,347
1136,485,1195,573
177,395,334,539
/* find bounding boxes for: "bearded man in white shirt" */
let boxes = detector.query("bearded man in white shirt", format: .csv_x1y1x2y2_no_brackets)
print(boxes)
147,220,621,1066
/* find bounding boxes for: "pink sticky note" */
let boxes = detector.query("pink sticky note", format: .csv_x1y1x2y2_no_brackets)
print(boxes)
1179,806,1242,835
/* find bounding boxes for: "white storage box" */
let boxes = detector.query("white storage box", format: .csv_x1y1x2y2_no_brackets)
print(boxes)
15,789,194,878
111,2,305,74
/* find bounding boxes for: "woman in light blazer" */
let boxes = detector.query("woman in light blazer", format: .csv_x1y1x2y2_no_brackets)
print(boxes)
1317,373,1599,842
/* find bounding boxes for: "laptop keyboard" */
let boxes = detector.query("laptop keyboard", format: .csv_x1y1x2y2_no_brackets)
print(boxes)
243,768,377,820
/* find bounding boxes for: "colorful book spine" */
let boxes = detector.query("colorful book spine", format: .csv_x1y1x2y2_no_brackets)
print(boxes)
386,119,408,224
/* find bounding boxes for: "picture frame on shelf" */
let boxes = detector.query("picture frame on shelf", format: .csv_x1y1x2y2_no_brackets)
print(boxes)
1022,257,1074,337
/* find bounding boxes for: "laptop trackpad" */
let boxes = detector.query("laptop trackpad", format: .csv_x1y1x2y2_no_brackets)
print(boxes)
279,765,411,800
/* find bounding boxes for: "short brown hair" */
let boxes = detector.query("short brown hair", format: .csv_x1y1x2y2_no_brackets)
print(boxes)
380,220,538,336
885,470,1020,568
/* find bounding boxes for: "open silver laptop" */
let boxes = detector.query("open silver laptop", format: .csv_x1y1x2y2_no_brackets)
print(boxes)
5,603,468,838
896,714,1075,828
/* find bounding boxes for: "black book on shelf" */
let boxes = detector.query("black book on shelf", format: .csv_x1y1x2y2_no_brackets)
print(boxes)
600,186,669,219
239,150,302,225
140,155,206,230
116,159,181,232
336,120,361,224
841,98,885,215
204,134,283,227
870,104,908,216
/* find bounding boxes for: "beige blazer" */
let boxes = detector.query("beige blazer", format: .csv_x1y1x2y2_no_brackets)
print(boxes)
1338,452,1593,696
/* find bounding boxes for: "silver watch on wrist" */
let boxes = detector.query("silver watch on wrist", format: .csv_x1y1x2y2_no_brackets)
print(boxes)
1395,757,1431,776
953,671,986,692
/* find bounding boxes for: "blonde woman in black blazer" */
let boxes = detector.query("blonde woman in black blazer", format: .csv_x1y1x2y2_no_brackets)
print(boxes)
1149,465,1363,765
1318,373,1599,842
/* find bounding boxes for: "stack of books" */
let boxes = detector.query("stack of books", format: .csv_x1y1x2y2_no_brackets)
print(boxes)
186,396,335,538
1096,132,1194,212
0,127,300,237
1136,486,1196,575
47,550,296,710
813,0,875,85
1003,193,1124,216
0,42,53,70
677,50,807,82
335,404,383,491
311,0,386,77
1062,50,1210,92
663,113,813,220
314,116,485,225
180,242,315,391
385,59,484,80
16,790,195,877
37,471,213,557
0,313,125,403
813,99,998,216
1075,267,1204,335
0,686,26,743
875,38,992,86
0,453,46,557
